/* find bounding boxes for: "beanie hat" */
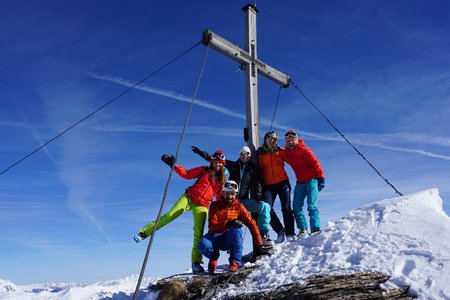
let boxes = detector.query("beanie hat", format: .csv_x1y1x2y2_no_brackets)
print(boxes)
210,149,226,165
239,146,251,155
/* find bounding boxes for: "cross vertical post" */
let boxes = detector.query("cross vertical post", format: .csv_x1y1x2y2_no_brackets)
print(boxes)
243,4,260,149
202,4,290,150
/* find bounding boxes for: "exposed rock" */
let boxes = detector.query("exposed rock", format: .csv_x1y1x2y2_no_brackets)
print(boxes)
228,272,413,300
152,267,255,300
156,281,187,299
150,268,413,300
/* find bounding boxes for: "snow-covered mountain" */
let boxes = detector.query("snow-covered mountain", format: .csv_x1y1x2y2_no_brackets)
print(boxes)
217,188,450,299
1,189,449,300
0,276,158,300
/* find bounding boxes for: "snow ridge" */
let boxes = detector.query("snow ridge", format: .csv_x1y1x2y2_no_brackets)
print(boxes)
217,189,450,299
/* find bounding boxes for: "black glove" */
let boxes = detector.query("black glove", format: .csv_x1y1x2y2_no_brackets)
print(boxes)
253,245,271,257
191,146,211,161
317,178,325,191
161,154,175,167
226,219,243,229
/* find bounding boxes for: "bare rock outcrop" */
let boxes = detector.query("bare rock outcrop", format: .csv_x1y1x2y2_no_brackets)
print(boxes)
150,268,413,300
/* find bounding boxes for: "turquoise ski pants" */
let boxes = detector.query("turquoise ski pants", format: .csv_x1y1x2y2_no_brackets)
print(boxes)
293,179,321,232
240,198,271,235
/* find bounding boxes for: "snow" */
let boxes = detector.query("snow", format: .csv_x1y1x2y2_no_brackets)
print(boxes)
218,188,450,299
0,276,159,300
1,189,449,300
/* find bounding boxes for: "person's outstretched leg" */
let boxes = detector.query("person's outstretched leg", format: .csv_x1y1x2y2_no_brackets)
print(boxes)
140,193,190,236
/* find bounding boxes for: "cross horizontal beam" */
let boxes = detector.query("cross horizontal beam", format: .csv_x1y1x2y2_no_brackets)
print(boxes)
202,29,290,88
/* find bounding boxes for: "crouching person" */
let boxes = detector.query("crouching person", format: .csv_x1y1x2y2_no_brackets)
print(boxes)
198,180,271,275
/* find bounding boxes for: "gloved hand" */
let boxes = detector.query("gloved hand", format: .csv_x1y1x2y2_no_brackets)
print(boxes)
191,146,211,160
317,178,325,191
191,146,202,155
226,219,243,229
253,245,272,257
161,154,175,167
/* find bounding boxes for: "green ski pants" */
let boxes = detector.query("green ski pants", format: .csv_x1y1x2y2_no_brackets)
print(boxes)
140,193,208,264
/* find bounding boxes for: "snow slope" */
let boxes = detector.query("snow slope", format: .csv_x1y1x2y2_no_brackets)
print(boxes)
1,189,449,300
218,188,450,299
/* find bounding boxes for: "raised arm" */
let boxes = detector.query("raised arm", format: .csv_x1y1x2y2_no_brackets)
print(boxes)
191,146,211,161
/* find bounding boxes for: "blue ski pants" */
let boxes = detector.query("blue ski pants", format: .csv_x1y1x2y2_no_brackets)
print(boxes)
293,179,321,232
198,227,244,266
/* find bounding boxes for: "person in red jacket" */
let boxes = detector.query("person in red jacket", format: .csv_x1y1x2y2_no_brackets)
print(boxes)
134,150,227,274
284,129,325,236
198,180,271,274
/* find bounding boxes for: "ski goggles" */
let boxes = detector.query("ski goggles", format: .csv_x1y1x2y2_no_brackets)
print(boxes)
285,131,298,139
211,152,225,160
223,181,238,191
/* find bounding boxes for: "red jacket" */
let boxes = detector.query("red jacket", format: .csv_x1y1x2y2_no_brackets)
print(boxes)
174,165,223,208
257,146,289,186
207,199,263,247
285,139,325,183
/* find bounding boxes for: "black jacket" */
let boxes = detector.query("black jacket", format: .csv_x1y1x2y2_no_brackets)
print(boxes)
193,147,263,200
227,159,263,201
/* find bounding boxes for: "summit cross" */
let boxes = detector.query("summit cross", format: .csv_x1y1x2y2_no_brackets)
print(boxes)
202,4,290,149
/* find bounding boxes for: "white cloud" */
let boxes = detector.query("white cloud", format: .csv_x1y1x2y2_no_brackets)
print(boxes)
90,123,450,161
89,73,450,160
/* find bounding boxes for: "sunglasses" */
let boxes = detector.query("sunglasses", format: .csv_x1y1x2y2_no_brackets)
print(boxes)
285,133,298,139
267,137,277,142
212,152,225,160
240,151,250,156
224,181,238,190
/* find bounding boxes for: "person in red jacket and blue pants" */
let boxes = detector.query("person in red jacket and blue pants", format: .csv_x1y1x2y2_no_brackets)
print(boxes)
284,130,325,236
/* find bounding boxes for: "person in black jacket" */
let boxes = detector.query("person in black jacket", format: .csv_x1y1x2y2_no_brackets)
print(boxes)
192,145,274,246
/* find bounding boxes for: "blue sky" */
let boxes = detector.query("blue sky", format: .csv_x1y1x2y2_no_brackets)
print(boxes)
1,1,449,284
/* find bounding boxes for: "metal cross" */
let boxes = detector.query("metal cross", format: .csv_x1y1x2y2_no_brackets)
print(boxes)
202,4,290,149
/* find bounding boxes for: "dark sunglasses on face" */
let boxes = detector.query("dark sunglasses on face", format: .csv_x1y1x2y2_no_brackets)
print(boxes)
212,152,225,160
268,137,277,142
240,152,250,156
